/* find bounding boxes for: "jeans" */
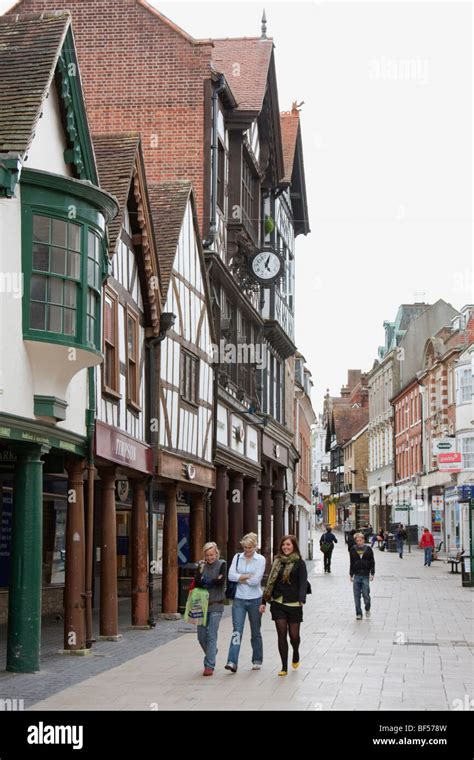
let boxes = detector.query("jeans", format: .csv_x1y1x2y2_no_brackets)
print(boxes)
323,547,333,571
424,547,433,566
396,539,404,557
353,575,371,615
227,597,263,666
197,610,222,670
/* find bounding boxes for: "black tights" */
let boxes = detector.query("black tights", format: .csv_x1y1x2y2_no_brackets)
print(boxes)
275,619,301,671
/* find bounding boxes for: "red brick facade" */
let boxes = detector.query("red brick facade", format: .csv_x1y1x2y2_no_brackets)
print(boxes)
8,0,213,230
393,380,422,483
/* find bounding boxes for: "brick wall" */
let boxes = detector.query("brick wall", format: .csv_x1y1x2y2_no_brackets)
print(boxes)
8,0,213,231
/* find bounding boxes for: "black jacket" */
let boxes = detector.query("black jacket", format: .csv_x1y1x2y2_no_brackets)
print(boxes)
349,545,375,577
320,531,338,547
269,558,308,604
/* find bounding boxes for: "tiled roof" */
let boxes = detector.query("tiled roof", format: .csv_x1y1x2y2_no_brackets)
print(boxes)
0,11,70,157
211,37,274,111
148,180,193,307
280,111,300,183
92,133,140,255
332,406,369,445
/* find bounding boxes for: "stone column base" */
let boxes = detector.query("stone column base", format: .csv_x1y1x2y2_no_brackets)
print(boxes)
57,648,93,657
157,612,181,621
98,634,123,642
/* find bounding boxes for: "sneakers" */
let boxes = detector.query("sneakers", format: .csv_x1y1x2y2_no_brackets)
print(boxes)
366,609,371,618
203,667,213,676
252,664,261,670
356,613,363,620
225,663,237,673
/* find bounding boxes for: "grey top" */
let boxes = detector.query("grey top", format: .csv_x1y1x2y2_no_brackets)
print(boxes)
194,559,227,614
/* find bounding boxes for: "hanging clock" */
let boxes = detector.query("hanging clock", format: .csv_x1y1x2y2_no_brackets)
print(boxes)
248,247,284,285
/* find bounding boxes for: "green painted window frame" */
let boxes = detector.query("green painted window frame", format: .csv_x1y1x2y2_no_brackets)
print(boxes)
21,173,109,354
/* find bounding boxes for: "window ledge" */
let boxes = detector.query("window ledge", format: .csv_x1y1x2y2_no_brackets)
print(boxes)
127,401,142,415
102,387,122,402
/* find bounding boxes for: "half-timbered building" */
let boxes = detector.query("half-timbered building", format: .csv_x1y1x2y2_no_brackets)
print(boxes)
92,133,159,635
148,181,215,614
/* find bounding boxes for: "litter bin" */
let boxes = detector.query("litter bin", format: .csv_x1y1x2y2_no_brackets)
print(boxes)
178,562,198,614
461,556,473,587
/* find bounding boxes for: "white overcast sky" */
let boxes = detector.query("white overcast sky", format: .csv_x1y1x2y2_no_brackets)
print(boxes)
2,0,472,414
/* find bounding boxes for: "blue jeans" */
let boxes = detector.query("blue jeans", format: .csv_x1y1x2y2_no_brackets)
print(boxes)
197,610,222,670
396,539,404,557
353,575,371,615
227,597,263,667
424,547,433,566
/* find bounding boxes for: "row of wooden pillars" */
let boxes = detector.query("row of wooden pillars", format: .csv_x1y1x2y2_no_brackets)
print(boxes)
63,460,150,651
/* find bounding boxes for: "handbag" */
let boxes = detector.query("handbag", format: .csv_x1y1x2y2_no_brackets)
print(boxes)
306,580,312,595
225,554,241,600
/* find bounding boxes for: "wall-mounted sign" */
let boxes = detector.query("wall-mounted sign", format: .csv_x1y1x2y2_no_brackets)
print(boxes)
433,438,456,455
184,463,196,480
438,452,462,473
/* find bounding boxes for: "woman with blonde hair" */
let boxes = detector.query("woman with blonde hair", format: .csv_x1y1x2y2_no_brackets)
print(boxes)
193,541,226,676
260,535,308,676
225,532,266,673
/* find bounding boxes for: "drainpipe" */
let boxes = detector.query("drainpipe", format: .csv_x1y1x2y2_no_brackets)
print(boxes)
85,367,95,647
146,313,176,627
203,75,226,250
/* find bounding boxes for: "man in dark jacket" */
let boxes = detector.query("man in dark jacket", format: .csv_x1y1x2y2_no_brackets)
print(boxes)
349,532,375,620
320,525,338,573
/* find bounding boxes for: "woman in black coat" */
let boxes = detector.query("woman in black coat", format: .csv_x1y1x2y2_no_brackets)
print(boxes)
260,535,308,676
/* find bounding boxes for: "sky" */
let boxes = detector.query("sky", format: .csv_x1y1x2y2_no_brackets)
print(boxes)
2,0,472,414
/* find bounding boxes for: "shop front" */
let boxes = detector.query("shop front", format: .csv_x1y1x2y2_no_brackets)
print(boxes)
93,420,153,636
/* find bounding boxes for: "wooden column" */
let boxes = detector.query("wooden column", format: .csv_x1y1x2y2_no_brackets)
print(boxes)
64,458,86,651
243,477,258,536
227,472,244,560
162,483,178,614
190,491,206,562
261,483,272,573
99,468,120,639
211,466,228,558
131,477,148,627
272,469,285,559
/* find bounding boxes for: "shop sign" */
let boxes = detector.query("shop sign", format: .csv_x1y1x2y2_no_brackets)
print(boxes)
95,421,153,474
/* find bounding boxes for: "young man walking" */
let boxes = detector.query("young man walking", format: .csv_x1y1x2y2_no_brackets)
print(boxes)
349,532,375,620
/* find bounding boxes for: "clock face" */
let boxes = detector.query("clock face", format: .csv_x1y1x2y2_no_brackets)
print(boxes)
251,250,281,280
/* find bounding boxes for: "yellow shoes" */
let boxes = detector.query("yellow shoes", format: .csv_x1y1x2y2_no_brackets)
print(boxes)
292,661,300,670
278,670,288,676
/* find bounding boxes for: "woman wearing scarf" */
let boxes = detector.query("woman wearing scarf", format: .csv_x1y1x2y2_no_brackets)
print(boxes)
259,535,308,676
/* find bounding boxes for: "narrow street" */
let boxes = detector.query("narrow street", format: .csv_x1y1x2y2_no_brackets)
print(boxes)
11,536,472,712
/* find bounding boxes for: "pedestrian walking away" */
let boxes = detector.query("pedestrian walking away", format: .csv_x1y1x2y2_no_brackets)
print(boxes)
260,534,308,676
349,532,375,620
320,524,338,573
225,533,266,673
194,542,226,676
347,528,356,552
395,523,407,558
419,527,435,566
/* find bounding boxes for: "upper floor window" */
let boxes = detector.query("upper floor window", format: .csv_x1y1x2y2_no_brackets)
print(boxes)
126,307,140,410
181,349,199,406
457,367,472,404
103,287,120,395
30,216,81,337
461,436,474,469
241,156,258,240
217,140,226,212
27,213,103,350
